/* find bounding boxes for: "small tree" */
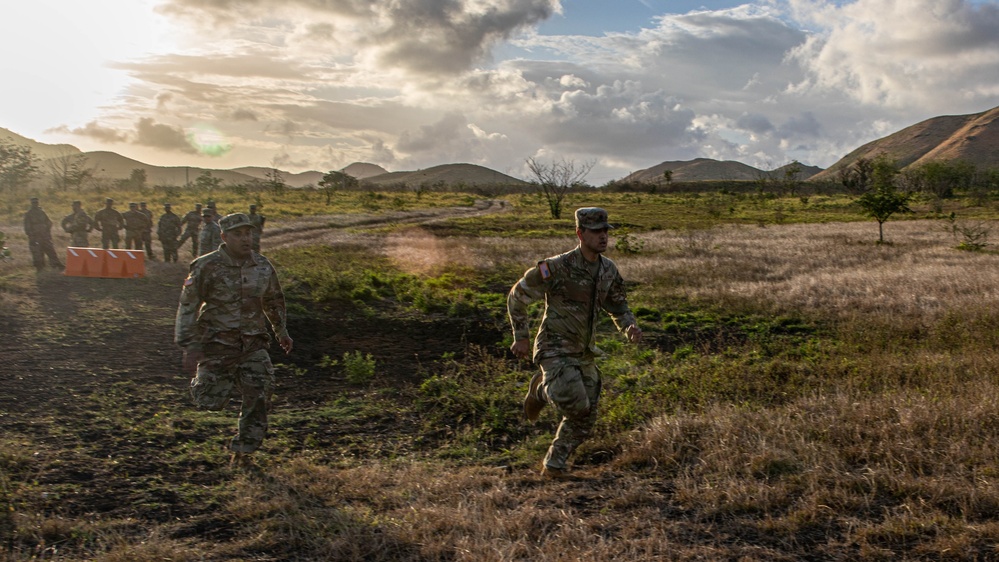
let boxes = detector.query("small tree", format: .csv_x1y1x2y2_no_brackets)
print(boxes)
318,170,358,205
839,157,875,195
266,168,286,197
194,170,222,198
526,156,595,219
46,152,97,191
0,139,39,192
855,156,912,243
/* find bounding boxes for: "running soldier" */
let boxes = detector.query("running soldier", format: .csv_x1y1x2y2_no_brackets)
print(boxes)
93,198,124,249
61,200,94,247
157,203,183,263
507,207,642,479
23,197,64,271
177,203,203,257
175,212,293,468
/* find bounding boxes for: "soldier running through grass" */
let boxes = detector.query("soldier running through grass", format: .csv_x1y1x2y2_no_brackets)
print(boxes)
507,207,642,479
174,212,293,468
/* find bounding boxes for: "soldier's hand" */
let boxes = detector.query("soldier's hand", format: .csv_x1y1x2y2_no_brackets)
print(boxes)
182,349,204,375
626,324,643,344
510,339,531,361
278,336,294,354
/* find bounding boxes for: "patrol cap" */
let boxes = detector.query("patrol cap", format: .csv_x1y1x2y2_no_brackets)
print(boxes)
195,203,203,209
219,212,255,232
249,204,257,210
30,197,39,203
164,203,172,209
105,197,114,203
574,207,612,230
202,208,214,216
72,200,81,206
129,202,138,208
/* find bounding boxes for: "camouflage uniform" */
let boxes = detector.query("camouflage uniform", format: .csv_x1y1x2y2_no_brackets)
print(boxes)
198,212,222,256
157,204,183,262
122,203,150,251
177,205,203,257
248,206,265,252
174,215,289,454
23,198,64,270
139,202,156,259
93,199,124,249
507,208,638,473
61,202,94,247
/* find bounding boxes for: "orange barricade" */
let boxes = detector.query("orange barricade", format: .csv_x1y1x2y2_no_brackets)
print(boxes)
64,248,146,278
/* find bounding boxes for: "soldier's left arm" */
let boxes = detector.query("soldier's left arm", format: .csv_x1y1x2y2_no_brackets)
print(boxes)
601,267,639,339
261,264,291,347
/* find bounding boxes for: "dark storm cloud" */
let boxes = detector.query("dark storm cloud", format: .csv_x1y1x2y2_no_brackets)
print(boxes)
778,112,821,138
134,117,196,153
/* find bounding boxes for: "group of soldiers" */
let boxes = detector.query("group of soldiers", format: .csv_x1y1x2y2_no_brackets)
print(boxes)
22,197,266,270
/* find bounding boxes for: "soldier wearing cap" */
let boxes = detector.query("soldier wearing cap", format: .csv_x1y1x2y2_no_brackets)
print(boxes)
139,202,156,260
175,212,293,468
177,203,203,257
197,207,222,257
122,202,150,252
507,207,642,479
157,203,183,262
23,197,64,271
61,200,94,248
93,197,124,249
248,204,265,252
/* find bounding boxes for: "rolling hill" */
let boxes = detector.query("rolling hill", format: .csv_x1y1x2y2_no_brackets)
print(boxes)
809,105,999,182
362,163,527,187
618,158,818,184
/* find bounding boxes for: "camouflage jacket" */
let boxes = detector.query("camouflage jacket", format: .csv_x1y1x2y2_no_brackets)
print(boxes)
139,209,154,232
122,210,151,232
181,210,202,232
198,221,222,256
174,244,289,354
23,207,53,239
157,211,183,240
507,246,637,362
93,208,124,231
61,210,94,234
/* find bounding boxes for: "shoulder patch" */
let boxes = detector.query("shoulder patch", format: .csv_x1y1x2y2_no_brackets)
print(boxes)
538,260,552,280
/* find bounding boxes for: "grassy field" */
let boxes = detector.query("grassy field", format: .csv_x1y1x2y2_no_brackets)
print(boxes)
3,186,999,560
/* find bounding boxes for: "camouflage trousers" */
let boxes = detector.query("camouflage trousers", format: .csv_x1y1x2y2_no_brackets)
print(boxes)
124,229,143,251
177,229,198,257
160,238,179,262
100,230,119,249
28,237,63,270
536,356,601,471
190,347,276,453
70,232,89,247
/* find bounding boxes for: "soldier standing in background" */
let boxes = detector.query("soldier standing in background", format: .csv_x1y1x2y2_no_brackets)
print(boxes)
139,201,157,260
61,200,94,247
122,203,150,252
177,203,203,257
248,204,265,252
23,197,64,271
197,208,222,256
157,203,183,263
507,207,642,479
93,198,124,249
175,212,293,468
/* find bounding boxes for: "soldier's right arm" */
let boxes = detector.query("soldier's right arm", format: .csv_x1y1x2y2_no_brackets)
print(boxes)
174,264,206,351
507,264,546,342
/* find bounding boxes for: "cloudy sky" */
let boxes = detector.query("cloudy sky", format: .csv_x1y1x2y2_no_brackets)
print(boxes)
2,0,998,184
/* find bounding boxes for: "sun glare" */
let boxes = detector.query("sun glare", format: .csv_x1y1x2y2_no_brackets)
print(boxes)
187,124,233,157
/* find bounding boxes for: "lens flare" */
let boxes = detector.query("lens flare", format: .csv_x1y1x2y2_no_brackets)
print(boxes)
186,124,232,157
